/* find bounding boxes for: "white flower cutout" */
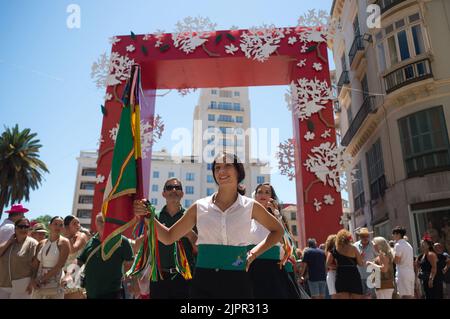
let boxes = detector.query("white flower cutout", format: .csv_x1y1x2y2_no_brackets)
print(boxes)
323,194,335,205
297,59,307,68
313,198,322,212
285,78,333,121
285,28,292,35
321,129,331,139
303,142,354,192
277,138,296,181
104,93,112,101
172,16,216,54
301,44,308,53
96,174,105,184
143,34,151,41
126,45,135,52
240,25,285,62
109,36,121,45
91,52,135,88
313,62,323,71
225,44,239,55
288,36,297,45
304,131,315,141
97,135,104,147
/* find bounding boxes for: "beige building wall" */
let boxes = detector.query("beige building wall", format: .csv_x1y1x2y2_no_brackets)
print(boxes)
331,0,450,252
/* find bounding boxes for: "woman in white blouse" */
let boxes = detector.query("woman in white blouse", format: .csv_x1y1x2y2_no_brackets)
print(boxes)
248,183,300,298
134,152,283,298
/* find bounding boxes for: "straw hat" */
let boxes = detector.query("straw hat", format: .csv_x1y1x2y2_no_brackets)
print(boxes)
31,223,48,234
356,227,373,236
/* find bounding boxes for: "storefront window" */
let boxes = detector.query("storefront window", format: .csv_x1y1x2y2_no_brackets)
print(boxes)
413,208,450,253
374,220,392,240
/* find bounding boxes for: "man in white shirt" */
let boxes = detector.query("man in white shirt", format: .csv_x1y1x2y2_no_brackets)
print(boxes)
392,226,415,299
0,204,29,244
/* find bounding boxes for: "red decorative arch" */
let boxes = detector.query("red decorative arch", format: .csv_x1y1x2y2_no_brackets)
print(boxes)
92,26,343,247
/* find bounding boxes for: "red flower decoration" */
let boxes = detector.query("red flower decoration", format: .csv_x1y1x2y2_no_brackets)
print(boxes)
422,232,432,241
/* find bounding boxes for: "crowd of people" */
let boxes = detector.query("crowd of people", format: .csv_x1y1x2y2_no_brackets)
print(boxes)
0,151,449,299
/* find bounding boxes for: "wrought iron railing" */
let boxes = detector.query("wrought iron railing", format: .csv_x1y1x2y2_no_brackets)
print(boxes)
384,58,432,94
341,95,376,146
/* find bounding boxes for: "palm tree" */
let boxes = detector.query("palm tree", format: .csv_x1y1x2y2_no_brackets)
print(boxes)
0,124,49,219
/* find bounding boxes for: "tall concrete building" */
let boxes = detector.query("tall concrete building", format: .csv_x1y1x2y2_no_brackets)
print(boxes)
331,0,450,252
71,150,97,229
192,87,270,199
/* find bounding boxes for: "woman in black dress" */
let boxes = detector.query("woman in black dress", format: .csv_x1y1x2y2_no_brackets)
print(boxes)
417,238,442,299
326,229,363,299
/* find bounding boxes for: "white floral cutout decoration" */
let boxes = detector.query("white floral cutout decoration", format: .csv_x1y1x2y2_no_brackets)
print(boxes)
126,45,135,52
313,62,322,71
304,142,354,193
172,17,217,54
177,88,197,96
276,138,296,181
285,78,333,121
288,36,297,45
104,93,112,101
109,36,121,45
313,198,322,212
225,44,239,55
304,131,315,141
321,129,331,139
323,194,335,205
240,25,285,62
153,29,166,48
297,59,307,68
108,116,165,159
97,134,104,147
95,174,105,184
297,9,340,43
91,52,135,88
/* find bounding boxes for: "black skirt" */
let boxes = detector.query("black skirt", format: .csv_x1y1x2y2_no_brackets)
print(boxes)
190,267,253,299
248,259,300,299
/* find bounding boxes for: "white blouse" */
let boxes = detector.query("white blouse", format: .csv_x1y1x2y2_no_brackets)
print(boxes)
249,219,283,259
196,193,254,246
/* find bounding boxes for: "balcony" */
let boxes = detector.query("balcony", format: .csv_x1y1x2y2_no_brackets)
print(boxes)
348,35,364,67
337,70,350,96
383,58,433,94
376,0,407,14
341,95,376,146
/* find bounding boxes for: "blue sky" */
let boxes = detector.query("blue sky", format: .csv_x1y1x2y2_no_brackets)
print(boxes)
0,0,334,221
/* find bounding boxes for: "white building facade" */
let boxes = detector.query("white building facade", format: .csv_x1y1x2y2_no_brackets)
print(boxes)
71,150,97,229
331,0,450,252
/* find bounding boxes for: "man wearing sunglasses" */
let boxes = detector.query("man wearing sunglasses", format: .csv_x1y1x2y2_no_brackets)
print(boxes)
150,178,197,299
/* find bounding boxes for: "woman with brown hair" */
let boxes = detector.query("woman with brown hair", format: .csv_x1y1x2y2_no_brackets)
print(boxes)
324,234,337,299
326,229,363,299
134,152,283,299
31,216,70,299
417,237,442,299
248,182,300,298
62,216,89,299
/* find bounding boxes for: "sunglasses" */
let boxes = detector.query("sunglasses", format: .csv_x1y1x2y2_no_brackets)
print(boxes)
164,185,182,191
16,224,30,230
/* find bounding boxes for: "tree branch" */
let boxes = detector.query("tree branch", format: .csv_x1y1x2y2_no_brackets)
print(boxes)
304,178,322,203
202,44,220,57
318,110,334,128
316,43,327,63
